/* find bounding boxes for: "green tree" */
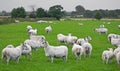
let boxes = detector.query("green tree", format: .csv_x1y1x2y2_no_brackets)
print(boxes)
11,7,26,18
94,11,102,20
75,5,85,15
36,8,46,18
48,5,64,20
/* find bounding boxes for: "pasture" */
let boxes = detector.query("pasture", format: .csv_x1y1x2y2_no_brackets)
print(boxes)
0,20,120,71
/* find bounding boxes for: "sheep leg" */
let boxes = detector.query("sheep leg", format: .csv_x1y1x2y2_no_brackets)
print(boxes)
6,57,10,65
49,56,54,63
29,53,32,60
1,55,5,63
15,56,20,64
106,59,109,64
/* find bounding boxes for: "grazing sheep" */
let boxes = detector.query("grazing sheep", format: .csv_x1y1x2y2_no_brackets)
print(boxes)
57,34,67,43
110,37,120,47
28,29,37,36
102,48,114,64
72,44,83,60
1,44,25,64
82,42,92,57
27,25,32,32
67,33,78,45
24,39,45,51
108,34,118,42
22,43,32,60
77,36,92,45
29,35,45,42
42,41,68,63
78,23,83,26
15,20,19,23
45,26,52,34
94,28,108,34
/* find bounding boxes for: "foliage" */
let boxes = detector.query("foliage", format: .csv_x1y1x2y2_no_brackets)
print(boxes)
48,5,64,20
36,8,47,18
75,5,85,15
94,11,102,20
11,7,26,18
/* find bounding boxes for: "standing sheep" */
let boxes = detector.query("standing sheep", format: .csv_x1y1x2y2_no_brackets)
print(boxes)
22,43,32,60
42,41,68,63
1,44,25,64
72,44,83,60
102,48,114,64
82,42,92,57
45,25,52,34
27,25,32,32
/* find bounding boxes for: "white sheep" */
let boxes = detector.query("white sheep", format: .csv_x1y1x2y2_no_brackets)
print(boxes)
77,36,92,45
1,44,25,64
22,43,32,60
108,34,118,42
72,44,83,60
67,33,78,45
94,28,108,34
102,48,114,64
42,41,68,63
45,25,52,34
27,25,32,32
82,42,92,57
24,39,45,51
110,37,120,47
28,29,37,36
29,35,45,42
57,34,67,43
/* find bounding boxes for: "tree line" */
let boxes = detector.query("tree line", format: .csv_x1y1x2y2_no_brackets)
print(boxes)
1,5,120,20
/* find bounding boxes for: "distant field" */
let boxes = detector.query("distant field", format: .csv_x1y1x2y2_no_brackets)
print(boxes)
0,20,120,71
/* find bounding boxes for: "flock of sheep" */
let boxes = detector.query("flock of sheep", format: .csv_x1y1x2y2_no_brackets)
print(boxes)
102,33,120,64
1,22,120,65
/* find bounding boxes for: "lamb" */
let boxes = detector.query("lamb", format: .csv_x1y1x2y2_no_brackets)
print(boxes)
27,25,32,32
45,25,52,34
82,42,92,57
1,44,25,64
28,29,37,36
24,39,45,51
42,41,68,63
72,44,83,60
102,48,114,64
94,28,108,34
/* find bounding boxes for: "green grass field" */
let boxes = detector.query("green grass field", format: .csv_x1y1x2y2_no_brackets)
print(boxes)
0,20,120,71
